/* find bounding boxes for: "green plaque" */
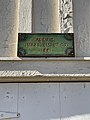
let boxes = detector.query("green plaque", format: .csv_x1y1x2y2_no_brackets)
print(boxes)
18,33,75,57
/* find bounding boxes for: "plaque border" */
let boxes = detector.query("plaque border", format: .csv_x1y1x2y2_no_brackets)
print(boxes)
17,33,75,57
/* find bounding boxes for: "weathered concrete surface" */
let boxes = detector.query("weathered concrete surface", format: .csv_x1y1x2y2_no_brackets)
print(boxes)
0,0,90,57
19,0,32,33
0,83,90,120
73,0,90,56
32,0,60,33
0,0,19,57
0,0,90,81
0,60,90,74
19,0,60,33
60,83,90,120
0,60,90,82
0,83,18,112
19,0,90,56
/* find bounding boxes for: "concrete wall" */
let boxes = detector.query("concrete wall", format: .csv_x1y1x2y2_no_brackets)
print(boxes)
19,0,90,57
19,0,32,33
32,0,60,33
0,1,90,120
0,0,90,56
0,0,90,79
73,0,90,56
0,83,90,120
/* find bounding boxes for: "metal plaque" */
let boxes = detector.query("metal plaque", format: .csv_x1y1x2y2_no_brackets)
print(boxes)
18,33,75,57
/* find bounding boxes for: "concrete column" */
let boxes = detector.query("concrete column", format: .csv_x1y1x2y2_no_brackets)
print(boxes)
0,0,19,57
32,0,60,33
19,0,32,33
73,0,90,57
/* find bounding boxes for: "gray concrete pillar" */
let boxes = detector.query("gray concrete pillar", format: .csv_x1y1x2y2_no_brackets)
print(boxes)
0,0,19,57
19,0,32,33
32,0,60,33
73,0,90,57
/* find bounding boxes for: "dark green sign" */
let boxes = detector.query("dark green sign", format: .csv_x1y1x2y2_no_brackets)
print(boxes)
18,33,75,57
